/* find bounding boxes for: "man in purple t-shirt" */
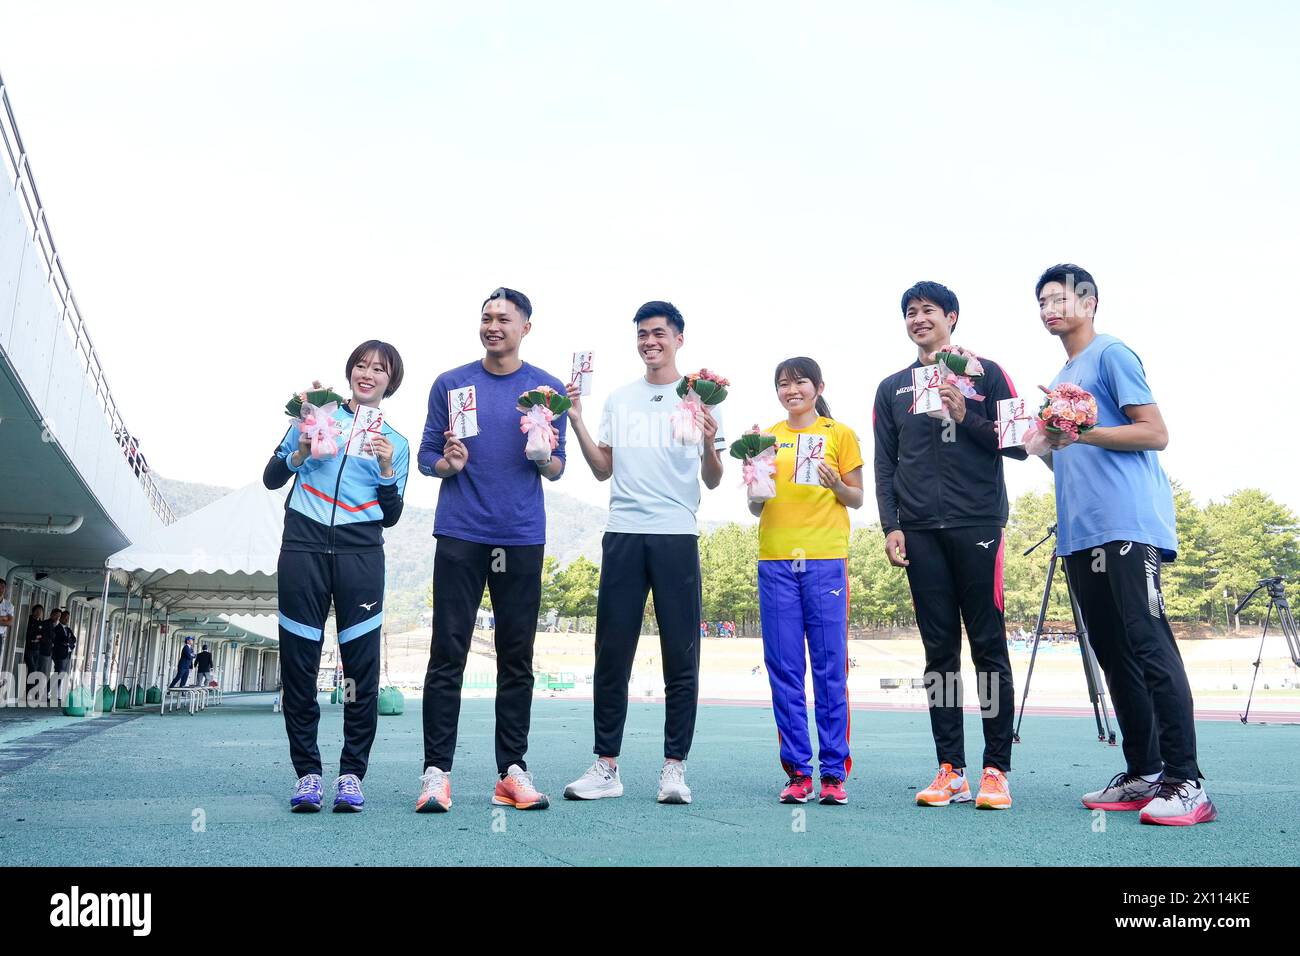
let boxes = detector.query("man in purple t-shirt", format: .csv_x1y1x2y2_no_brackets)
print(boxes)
414,287,567,815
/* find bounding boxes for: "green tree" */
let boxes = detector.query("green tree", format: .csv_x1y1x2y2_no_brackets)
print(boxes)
699,523,760,634
1205,490,1300,627
847,526,913,629
555,556,600,618
1163,481,1217,623
539,555,562,614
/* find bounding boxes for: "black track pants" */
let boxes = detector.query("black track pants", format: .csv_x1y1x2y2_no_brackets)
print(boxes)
592,532,702,761
1064,541,1202,781
277,549,384,779
422,536,544,774
903,526,1015,772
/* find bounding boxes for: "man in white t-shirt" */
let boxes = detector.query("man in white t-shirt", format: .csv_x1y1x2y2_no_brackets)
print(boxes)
561,300,725,804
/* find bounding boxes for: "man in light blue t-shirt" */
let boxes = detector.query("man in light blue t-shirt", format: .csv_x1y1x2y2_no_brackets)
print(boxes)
1035,263,1214,827
560,300,725,805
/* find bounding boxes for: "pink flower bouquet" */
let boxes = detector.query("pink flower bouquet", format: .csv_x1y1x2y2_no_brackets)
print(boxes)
517,386,572,461
929,345,986,414
730,429,777,502
298,402,344,459
1022,383,1099,456
672,369,729,443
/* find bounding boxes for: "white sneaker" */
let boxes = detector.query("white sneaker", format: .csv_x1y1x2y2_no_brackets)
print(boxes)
416,766,452,813
657,761,692,804
564,759,624,800
1081,771,1161,811
1139,779,1218,826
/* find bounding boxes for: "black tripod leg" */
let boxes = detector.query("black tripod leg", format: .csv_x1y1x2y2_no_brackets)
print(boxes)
1068,579,1116,744
1073,601,1105,741
1013,554,1056,743
1279,599,1300,668
1241,602,1274,724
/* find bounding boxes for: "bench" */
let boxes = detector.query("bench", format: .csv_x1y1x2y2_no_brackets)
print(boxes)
161,686,211,715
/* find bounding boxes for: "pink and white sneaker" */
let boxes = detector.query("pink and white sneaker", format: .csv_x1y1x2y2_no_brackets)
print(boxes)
780,774,815,804
818,776,848,805
1139,779,1218,826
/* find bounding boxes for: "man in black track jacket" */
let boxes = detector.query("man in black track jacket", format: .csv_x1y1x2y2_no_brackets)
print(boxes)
873,280,1027,810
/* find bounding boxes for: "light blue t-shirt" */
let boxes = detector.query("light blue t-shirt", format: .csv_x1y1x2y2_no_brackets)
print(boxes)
1050,334,1178,560
598,377,726,535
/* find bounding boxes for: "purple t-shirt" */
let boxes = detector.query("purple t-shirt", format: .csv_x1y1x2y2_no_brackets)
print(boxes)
419,360,567,546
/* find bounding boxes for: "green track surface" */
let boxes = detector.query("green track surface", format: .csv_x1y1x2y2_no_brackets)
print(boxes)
0,696,1293,866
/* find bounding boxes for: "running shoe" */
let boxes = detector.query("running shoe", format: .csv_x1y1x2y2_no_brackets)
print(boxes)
1139,779,1218,826
416,766,452,813
332,773,365,812
657,761,692,804
780,774,815,804
1081,771,1161,811
975,767,1012,810
564,759,624,800
290,773,322,813
493,764,550,810
916,763,972,806
818,776,848,805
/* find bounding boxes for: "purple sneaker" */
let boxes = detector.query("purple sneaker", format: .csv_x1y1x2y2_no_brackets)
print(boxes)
290,773,323,812
333,773,365,812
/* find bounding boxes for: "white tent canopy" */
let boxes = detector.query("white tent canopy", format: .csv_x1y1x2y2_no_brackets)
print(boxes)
104,481,284,628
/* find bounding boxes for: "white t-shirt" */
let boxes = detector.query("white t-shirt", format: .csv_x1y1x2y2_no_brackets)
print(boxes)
0,598,12,637
598,377,726,535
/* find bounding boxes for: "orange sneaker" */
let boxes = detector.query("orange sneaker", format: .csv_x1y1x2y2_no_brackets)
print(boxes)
416,766,452,813
975,767,1012,810
493,764,550,810
916,763,972,806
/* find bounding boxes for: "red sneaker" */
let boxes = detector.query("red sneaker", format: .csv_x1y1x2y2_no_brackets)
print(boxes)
779,774,815,804
818,777,848,805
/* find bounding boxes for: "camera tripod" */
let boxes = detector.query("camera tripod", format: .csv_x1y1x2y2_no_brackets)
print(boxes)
1235,576,1300,723
1012,524,1117,745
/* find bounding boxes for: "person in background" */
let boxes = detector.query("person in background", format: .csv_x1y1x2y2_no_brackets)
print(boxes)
23,604,50,700
169,636,196,689
37,607,56,680
51,610,76,704
194,644,214,686
0,581,14,663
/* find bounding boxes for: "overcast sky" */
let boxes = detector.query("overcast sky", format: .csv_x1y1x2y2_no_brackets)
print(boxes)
3,2,1295,528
